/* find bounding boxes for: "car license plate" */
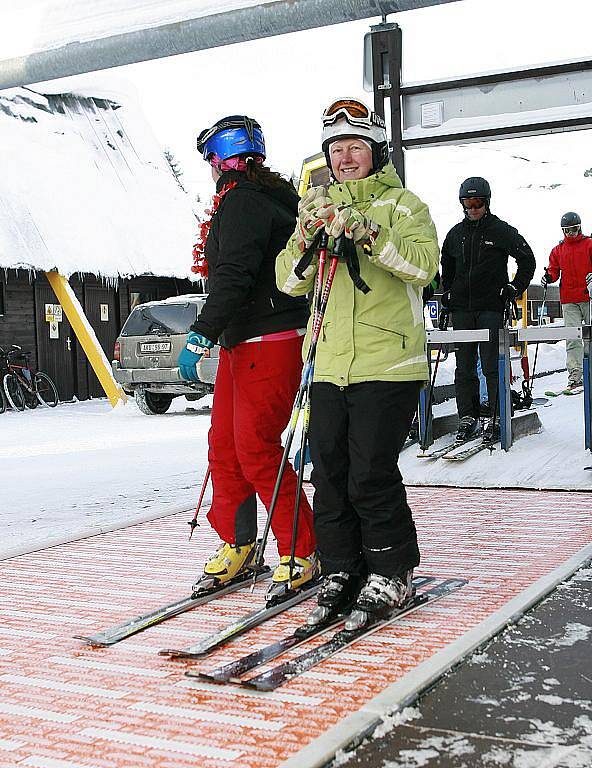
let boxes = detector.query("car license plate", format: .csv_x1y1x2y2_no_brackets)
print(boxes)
139,341,171,354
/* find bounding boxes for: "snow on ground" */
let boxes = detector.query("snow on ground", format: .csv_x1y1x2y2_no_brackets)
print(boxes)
0,395,211,560
1,363,590,562
401,370,592,491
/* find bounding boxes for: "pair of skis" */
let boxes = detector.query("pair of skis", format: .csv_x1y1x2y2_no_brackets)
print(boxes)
418,435,496,462
74,569,272,647
75,574,466,691
188,577,467,691
159,578,322,658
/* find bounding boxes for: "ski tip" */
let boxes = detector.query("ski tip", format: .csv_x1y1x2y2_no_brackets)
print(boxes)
73,635,110,647
188,671,223,683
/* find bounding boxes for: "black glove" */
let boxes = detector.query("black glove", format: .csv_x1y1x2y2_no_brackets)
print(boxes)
440,290,451,308
500,283,519,302
438,307,450,331
541,269,552,288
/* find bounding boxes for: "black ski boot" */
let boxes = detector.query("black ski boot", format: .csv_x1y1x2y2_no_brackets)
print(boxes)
456,415,480,441
306,572,362,626
482,417,500,443
345,571,414,631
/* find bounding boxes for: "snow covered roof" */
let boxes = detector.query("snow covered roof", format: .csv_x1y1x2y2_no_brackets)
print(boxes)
0,85,197,280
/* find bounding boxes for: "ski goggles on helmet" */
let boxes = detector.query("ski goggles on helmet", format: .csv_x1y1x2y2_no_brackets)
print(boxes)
562,224,580,235
322,98,385,131
461,197,487,210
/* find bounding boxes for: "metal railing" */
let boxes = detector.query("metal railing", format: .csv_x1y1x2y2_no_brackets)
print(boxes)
421,325,592,454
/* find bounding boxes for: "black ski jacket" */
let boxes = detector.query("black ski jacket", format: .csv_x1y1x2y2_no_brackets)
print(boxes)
441,212,535,313
191,171,310,348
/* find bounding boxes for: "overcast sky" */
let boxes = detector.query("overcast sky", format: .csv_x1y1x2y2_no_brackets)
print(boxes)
12,0,592,271
98,0,592,202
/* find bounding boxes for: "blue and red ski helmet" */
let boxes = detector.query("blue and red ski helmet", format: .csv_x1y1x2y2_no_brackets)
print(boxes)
196,115,266,162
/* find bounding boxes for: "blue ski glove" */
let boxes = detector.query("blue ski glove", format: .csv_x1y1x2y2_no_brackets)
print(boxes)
178,332,214,382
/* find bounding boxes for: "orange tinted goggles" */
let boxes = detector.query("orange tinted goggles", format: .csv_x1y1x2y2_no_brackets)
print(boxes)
324,99,370,120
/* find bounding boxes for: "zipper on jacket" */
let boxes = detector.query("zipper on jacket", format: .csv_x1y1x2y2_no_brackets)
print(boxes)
358,321,407,348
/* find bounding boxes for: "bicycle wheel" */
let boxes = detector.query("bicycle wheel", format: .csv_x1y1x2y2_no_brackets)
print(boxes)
34,371,59,407
3,373,26,411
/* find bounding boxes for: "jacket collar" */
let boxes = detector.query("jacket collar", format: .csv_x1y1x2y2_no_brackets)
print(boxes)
329,162,402,205
562,233,585,245
463,210,493,228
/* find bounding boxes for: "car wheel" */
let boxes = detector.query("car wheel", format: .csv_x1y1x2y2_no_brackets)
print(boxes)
135,388,174,415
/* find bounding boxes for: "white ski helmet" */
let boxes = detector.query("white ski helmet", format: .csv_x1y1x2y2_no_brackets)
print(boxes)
321,98,389,176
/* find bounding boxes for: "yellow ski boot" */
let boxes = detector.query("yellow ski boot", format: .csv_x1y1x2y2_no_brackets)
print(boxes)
267,553,319,604
192,541,256,594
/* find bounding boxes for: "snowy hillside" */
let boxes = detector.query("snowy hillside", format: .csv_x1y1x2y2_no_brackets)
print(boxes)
406,134,592,280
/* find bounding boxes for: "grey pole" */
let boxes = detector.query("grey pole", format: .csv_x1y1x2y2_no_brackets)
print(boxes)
370,22,405,182
0,0,460,91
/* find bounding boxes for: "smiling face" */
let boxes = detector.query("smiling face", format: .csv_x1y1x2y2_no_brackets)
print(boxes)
328,137,373,183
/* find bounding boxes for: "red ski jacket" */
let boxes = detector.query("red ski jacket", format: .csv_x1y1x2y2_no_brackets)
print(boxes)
547,234,592,304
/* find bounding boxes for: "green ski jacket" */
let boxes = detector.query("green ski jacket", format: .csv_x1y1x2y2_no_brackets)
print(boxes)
276,163,440,386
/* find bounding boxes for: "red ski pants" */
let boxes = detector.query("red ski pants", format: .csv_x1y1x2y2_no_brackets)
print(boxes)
206,337,315,558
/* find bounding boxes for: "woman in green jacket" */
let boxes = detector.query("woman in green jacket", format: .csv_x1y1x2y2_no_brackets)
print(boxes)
276,98,439,630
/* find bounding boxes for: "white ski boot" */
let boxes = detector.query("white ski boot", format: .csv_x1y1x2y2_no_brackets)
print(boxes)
307,571,362,626
345,571,414,631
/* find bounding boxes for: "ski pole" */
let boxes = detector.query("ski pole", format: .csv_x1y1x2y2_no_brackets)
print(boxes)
283,235,343,587
287,385,312,590
249,234,341,591
188,465,211,540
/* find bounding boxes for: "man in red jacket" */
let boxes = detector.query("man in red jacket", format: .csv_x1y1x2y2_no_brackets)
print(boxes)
542,212,592,389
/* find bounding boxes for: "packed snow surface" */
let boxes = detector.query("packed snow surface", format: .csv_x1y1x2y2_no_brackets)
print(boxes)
1,363,590,562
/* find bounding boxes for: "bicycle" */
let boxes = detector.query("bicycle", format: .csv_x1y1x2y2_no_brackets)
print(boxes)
0,345,59,410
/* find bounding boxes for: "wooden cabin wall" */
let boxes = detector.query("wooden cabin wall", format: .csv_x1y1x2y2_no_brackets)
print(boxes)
0,271,196,402
0,270,38,370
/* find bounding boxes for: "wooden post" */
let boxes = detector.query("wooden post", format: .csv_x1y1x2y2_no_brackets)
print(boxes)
45,272,127,408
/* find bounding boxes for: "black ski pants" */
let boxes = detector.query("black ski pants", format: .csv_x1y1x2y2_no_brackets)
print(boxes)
308,380,421,579
452,309,503,419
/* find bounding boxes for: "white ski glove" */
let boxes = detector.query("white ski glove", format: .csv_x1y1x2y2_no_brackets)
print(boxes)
324,206,379,244
296,187,335,252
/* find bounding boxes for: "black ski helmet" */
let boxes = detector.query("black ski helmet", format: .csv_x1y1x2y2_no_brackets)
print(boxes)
459,176,491,202
560,211,581,228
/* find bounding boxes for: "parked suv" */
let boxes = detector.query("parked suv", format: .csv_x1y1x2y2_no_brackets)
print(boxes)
112,294,218,414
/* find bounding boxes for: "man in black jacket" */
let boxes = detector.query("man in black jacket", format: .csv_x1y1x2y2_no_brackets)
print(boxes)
441,177,536,443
